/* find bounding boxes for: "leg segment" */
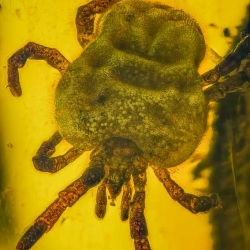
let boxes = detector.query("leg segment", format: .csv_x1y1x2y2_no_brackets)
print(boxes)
16,162,105,250
153,166,222,214
95,180,107,218
121,181,132,221
32,131,83,173
8,42,70,96
130,171,151,250
76,0,119,47
202,35,250,84
204,71,249,102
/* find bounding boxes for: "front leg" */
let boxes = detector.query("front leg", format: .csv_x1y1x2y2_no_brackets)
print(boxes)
32,131,84,173
16,154,105,250
8,42,70,96
153,166,222,214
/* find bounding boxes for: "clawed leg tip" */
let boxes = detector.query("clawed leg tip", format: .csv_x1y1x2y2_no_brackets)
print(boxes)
202,69,220,84
16,221,48,250
210,193,223,209
16,240,30,250
6,84,22,97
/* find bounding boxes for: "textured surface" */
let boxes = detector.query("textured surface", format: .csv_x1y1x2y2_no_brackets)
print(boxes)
55,0,207,167
2,0,249,250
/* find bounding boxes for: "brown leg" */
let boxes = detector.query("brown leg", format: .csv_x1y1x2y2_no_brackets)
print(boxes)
121,181,132,221
202,35,250,84
153,166,222,214
130,171,151,250
16,159,105,250
32,131,83,173
204,71,249,102
75,0,119,47
8,42,70,96
95,180,107,218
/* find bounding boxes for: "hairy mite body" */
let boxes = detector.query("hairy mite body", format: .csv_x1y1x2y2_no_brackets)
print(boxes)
55,0,207,167
8,0,248,249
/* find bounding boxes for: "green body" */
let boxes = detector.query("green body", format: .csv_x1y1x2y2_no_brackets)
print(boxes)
55,0,207,167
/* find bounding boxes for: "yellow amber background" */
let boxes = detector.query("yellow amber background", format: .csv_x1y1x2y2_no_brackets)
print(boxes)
0,0,249,250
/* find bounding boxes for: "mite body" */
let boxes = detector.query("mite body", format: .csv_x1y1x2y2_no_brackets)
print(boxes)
6,0,250,249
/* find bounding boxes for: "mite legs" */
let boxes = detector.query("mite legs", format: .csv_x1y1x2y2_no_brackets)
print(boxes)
130,171,151,250
16,158,105,250
153,166,222,214
32,131,83,173
121,181,133,221
76,0,119,47
8,42,70,96
95,180,108,218
202,34,250,102
95,179,133,220
202,35,250,84
204,71,249,102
